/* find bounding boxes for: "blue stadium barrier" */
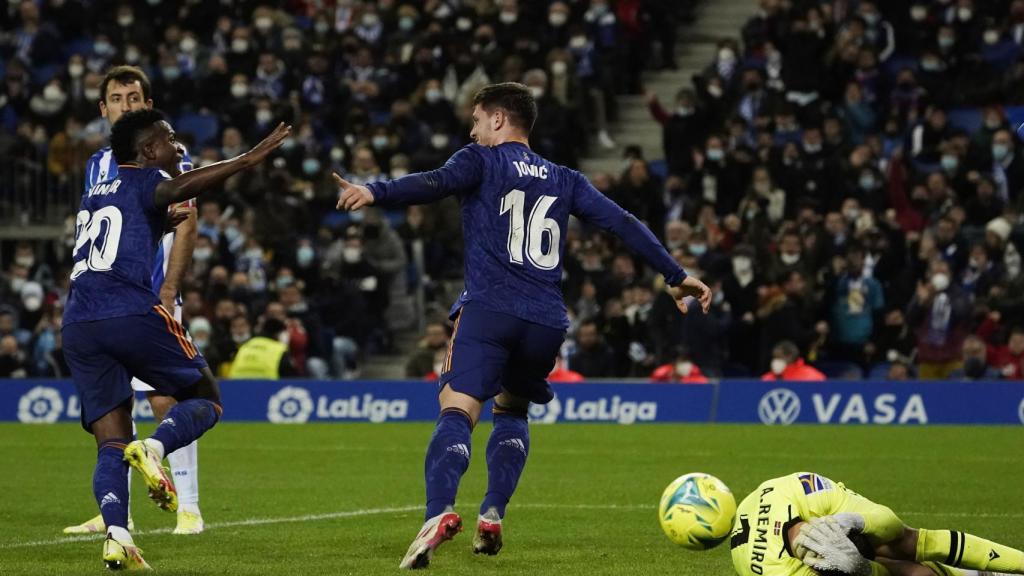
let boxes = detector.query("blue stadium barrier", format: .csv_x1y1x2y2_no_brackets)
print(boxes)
3,379,1022,426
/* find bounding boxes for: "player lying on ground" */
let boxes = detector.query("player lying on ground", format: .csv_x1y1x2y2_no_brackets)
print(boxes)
66,64,205,537
335,82,712,570
62,109,289,570
730,472,1024,576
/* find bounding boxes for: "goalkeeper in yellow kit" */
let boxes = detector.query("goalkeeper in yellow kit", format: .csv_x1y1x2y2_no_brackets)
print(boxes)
730,473,1024,576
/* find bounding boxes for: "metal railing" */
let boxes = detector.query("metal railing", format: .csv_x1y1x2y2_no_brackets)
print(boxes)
1,156,85,236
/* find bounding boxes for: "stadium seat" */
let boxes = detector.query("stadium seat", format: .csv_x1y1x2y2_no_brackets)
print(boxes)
868,362,918,379
649,159,668,182
946,108,983,134
175,112,220,148
721,363,753,379
31,64,61,86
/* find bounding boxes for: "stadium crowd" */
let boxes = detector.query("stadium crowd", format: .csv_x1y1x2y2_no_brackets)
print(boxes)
2,0,1024,383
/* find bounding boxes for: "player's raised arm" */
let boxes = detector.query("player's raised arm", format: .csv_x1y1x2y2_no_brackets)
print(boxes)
571,172,711,314
334,145,485,211
152,122,291,208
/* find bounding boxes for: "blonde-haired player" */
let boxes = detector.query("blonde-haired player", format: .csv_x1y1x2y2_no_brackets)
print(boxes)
730,472,1024,576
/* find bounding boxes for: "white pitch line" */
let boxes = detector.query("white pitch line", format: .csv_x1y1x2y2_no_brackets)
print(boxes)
2,505,422,550
7,504,1023,549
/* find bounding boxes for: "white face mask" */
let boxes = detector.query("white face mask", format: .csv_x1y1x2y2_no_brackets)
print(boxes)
780,252,801,265
85,87,101,101
43,84,64,101
232,38,249,53
342,246,362,263
771,358,788,375
431,134,449,150
675,361,693,376
931,273,950,291
499,11,517,24
231,83,249,98
551,61,568,76
255,109,272,124
732,256,753,275
549,12,567,27
68,63,84,77
23,295,42,312
529,86,544,99
180,36,198,53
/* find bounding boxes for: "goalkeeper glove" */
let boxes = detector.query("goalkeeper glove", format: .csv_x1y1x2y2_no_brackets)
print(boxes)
794,518,871,576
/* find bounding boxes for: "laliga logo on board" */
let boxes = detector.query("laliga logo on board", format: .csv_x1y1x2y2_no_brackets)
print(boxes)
527,394,658,424
267,385,409,423
267,386,315,423
758,388,801,425
528,396,561,424
17,386,65,424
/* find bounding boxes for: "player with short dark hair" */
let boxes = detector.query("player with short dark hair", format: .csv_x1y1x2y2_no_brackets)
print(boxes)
63,109,289,569
334,81,711,569
732,472,1024,576
65,64,209,536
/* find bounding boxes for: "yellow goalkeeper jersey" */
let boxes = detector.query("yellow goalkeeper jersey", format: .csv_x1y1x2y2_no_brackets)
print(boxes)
729,472,904,576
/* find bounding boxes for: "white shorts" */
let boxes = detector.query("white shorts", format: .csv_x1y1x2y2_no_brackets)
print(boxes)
131,304,183,392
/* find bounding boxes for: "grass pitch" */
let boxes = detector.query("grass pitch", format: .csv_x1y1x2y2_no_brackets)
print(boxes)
1,423,1022,575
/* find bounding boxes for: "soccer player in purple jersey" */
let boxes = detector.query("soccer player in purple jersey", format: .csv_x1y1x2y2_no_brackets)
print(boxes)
62,109,289,569
66,64,207,537
334,82,711,570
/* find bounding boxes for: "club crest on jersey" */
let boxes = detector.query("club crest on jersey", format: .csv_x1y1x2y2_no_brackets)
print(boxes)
512,161,548,179
798,473,833,495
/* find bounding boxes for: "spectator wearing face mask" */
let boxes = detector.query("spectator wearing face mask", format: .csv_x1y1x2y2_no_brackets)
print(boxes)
723,245,760,372
761,340,826,381
989,129,1024,201
187,316,222,374
948,335,1001,380
908,260,971,379
650,347,709,383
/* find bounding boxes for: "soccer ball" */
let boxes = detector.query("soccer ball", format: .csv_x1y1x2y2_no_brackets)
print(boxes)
658,472,736,550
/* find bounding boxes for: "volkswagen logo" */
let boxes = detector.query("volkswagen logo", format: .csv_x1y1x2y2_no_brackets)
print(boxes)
758,388,801,425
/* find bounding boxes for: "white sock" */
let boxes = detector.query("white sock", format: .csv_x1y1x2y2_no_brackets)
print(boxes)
143,438,165,460
107,525,134,546
168,440,200,510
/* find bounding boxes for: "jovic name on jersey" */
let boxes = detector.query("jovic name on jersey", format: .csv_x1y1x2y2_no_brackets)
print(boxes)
84,146,194,300
366,143,687,329
65,167,173,325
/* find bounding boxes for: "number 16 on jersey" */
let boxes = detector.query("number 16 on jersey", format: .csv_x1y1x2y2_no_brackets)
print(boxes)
500,189,560,270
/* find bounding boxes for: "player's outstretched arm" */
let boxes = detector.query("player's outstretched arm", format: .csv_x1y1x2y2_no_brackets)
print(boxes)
334,146,485,212
667,276,712,315
572,174,711,315
334,174,376,211
153,123,291,208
